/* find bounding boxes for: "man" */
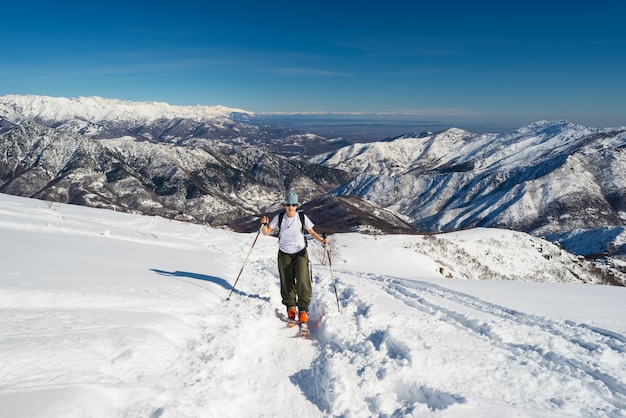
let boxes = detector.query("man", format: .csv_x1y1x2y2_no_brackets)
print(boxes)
261,192,328,333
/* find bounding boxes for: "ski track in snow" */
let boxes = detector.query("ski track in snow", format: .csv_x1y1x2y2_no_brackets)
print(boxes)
305,268,626,417
1,194,626,417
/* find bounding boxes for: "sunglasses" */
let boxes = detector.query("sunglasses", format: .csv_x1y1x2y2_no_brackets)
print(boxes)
285,204,299,207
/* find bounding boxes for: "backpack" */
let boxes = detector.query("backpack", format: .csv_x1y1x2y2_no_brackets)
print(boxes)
277,211,308,246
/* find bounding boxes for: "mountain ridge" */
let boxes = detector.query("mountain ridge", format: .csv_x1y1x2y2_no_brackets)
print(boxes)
0,94,252,123
0,94,349,157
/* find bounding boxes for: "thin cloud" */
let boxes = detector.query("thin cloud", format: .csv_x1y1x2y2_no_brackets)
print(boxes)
265,67,352,77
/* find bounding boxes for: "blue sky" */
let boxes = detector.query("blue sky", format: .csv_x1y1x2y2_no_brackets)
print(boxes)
2,1,625,129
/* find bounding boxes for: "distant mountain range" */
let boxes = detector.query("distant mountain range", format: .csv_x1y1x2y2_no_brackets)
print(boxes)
313,122,626,235
2,95,626,275
0,95,353,228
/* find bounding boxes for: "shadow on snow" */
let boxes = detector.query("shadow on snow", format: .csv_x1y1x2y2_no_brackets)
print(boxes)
150,269,270,302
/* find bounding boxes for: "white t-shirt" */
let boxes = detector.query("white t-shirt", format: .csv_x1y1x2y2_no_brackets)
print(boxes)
269,212,314,254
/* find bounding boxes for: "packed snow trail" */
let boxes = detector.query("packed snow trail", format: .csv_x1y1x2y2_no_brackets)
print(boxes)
300,267,626,417
1,194,626,417
145,237,324,417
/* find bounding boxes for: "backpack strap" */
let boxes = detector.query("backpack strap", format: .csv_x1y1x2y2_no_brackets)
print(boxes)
299,212,306,234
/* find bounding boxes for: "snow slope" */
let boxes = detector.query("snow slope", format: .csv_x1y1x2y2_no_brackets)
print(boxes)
0,193,625,417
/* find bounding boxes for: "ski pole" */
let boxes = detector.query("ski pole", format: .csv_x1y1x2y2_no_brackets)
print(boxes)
227,224,263,301
324,233,340,312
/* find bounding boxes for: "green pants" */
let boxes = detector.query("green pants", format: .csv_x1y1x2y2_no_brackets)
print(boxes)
277,249,312,312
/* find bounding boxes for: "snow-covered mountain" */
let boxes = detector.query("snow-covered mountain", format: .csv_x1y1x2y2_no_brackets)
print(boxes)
3,94,626,270
312,121,626,243
0,117,349,225
1,193,625,417
0,95,346,157
0,94,250,125
0,95,356,226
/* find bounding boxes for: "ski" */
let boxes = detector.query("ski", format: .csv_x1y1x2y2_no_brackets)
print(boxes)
274,308,312,338
298,322,310,337
275,308,298,328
